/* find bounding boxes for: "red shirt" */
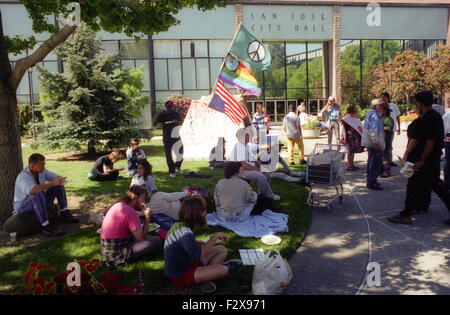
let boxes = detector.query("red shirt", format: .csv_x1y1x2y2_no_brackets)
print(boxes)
101,202,141,239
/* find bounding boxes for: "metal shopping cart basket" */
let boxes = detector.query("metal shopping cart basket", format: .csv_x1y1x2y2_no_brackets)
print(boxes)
306,143,347,209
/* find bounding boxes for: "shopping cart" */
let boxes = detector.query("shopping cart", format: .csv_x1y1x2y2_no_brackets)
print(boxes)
306,143,347,209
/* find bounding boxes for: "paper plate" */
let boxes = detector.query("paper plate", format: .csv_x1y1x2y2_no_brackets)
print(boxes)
261,235,281,246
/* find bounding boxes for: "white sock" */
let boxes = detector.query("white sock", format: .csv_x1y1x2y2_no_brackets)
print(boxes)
60,208,67,212
42,221,50,227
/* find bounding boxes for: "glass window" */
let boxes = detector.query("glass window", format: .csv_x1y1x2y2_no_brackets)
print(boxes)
154,59,168,90
286,43,307,94
196,59,210,90
210,58,223,88
307,43,324,97
264,42,285,99
183,90,210,100
121,60,135,70
120,39,148,59
182,59,196,90
182,40,208,58
136,60,150,91
101,41,119,55
168,59,182,90
154,40,181,58
383,40,402,61
209,40,232,57
156,91,182,102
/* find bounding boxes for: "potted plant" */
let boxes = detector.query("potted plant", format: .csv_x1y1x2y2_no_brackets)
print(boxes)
302,119,321,139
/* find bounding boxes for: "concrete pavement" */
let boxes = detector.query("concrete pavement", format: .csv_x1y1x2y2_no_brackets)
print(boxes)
270,125,450,295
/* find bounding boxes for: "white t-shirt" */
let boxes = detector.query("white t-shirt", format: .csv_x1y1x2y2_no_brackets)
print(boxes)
299,112,308,125
130,174,158,196
432,104,445,116
230,142,258,167
388,102,401,132
283,112,301,138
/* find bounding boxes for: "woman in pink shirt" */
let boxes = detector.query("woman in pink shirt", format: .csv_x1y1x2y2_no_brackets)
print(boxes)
101,185,161,269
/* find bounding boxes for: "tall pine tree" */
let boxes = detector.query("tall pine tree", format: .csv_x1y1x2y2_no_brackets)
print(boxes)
37,23,147,153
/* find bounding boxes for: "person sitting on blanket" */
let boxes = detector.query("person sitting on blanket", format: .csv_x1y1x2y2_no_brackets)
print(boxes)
230,127,280,201
148,190,189,221
101,185,161,269
130,159,157,199
214,162,258,222
164,196,241,294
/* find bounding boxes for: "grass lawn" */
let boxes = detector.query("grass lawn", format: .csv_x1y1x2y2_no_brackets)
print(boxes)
1,140,311,295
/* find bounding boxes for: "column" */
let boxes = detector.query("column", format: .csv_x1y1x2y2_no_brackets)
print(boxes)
445,8,450,109
332,6,342,105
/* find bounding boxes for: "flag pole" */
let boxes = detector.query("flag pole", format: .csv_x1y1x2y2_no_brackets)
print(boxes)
211,23,243,93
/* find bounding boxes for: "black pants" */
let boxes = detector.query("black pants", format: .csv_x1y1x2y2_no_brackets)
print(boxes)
400,158,450,217
163,137,183,174
94,170,119,181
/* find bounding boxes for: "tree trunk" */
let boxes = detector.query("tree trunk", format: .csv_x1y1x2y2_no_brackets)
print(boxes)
88,141,96,154
0,10,22,223
0,81,22,223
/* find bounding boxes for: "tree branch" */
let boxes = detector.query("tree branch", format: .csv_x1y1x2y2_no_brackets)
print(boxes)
9,24,77,90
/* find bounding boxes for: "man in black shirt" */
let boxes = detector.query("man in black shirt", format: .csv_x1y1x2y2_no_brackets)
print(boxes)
88,151,124,181
389,91,450,225
153,100,184,177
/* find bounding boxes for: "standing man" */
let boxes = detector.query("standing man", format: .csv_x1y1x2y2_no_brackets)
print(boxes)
154,100,183,178
389,91,450,225
320,96,342,145
381,92,401,167
362,99,385,190
13,153,78,237
283,104,306,165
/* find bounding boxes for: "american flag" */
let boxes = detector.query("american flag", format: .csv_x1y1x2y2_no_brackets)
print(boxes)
209,80,249,125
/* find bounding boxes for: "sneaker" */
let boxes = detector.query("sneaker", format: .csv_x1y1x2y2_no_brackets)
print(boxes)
176,168,183,174
42,224,64,237
60,211,79,224
169,173,176,178
223,259,242,272
388,215,412,225
194,281,216,294
300,159,307,165
271,194,281,201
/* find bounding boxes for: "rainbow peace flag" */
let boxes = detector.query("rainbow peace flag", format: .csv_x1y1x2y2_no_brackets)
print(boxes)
218,55,261,97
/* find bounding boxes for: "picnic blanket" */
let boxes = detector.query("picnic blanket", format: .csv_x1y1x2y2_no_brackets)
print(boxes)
206,210,289,238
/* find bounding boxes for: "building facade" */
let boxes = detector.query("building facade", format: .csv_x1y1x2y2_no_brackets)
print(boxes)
1,0,449,127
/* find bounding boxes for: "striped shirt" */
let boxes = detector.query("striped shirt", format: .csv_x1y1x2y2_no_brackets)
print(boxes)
253,113,266,130
163,222,202,278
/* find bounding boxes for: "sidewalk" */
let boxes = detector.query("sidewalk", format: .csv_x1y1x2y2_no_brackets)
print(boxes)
271,126,450,295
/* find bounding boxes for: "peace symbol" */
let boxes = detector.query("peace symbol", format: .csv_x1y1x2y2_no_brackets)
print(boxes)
247,40,266,62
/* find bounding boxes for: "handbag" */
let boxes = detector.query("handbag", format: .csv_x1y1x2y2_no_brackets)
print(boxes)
251,249,293,295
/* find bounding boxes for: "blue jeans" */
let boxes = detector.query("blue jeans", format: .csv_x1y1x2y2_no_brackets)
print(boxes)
18,186,67,225
367,148,383,186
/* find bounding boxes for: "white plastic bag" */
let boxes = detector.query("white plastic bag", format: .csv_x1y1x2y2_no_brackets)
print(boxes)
251,249,293,295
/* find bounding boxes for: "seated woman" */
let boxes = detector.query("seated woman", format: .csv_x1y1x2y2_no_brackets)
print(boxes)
126,138,146,176
88,151,124,181
101,185,161,269
130,160,157,198
164,196,240,293
214,161,258,222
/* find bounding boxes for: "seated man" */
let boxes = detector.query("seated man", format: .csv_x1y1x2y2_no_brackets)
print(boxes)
126,138,146,176
229,128,280,201
13,153,78,237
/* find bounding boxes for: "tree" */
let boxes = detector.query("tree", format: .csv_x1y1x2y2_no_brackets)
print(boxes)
371,49,434,105
427,45,450,99
0,0,236,221
37,23,149,153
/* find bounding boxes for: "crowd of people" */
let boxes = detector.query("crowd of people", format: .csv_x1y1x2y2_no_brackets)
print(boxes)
9,92,450,294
